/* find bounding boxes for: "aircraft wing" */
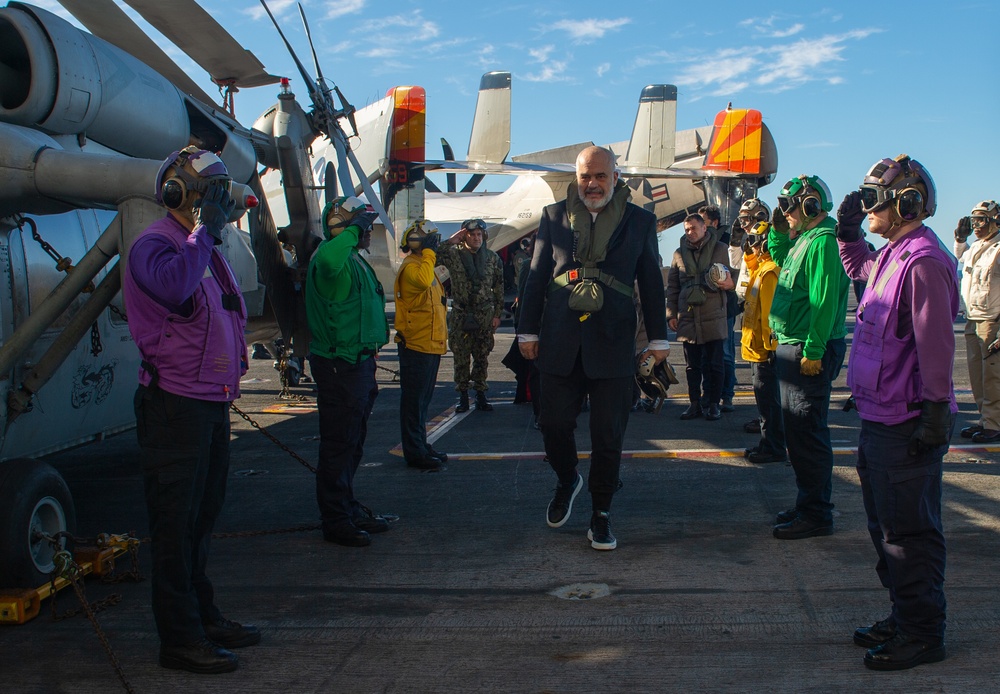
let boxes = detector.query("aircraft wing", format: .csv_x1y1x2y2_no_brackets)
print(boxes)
422,160,575,175
56,0,218,105
122,0,280,88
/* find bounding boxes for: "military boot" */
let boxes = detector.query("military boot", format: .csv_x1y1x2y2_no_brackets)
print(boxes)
456,390,470,413
475,390,493,411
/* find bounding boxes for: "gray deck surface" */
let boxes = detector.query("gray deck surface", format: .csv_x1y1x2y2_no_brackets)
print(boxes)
2,318,999,693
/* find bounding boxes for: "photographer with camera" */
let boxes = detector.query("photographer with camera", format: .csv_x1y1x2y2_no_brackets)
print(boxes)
394,220,449,470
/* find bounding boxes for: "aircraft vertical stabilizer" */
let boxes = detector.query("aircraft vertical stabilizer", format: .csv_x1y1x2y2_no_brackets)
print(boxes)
467,71,511,164
623,85,677,171
382,86,427,258
703,107,765,175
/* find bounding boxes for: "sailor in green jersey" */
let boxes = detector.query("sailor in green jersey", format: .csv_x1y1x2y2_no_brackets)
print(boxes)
767,175,850,541
306,196,392,548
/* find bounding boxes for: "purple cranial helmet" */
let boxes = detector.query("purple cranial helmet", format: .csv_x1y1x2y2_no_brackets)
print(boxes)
859,155,936,220
155,146,230,209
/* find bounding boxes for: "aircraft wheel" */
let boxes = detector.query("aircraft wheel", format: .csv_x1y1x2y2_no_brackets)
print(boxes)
0,458,76,589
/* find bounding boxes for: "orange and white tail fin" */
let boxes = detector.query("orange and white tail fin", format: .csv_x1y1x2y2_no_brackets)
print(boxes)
381,85,426,252
703,106,771,175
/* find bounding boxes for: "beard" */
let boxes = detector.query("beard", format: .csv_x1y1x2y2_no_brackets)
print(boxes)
578,185,614,212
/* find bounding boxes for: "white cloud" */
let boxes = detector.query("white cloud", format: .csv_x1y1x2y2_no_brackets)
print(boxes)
247,0,297,21
358,13,440,38
522,61,570,82
552,18,631,43
322,0,367,20
596,63,611,77
529,46,555,63
772,23,804,38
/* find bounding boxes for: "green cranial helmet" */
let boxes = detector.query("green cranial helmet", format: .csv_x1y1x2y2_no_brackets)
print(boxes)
322,196,367,238
777,175,833,218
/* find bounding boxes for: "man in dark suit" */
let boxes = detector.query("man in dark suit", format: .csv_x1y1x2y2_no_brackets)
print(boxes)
518,145,669,551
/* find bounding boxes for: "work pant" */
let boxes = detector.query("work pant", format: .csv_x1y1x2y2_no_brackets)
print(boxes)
685,339,724,406
310,354,378,530
722,315,737,401
857,418,949,643
398,346,441,462
449,326,495,393
134,386,230,646
775,339,846,523
964,319,1000,430
751,356,785,457
539,354,632,512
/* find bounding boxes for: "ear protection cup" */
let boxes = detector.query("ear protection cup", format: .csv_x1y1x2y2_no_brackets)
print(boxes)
160,175,188,210
895,188,924,221
801,195,821,219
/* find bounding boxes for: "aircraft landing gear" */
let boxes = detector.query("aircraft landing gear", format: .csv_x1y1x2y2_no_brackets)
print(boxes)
0,458,76,589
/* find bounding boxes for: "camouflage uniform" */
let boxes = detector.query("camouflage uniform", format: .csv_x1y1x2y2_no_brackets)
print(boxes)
436,244,504,392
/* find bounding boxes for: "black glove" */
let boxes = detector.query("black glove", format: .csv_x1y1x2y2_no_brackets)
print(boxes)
907,400,953,456
730,225,746,248
771,207,789,235
836,191,865,243
193,182,235,245
954,216,972,244
419,232,441,252
352,211,379,233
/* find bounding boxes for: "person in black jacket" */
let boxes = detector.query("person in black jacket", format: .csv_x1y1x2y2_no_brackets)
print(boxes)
517,145,669,551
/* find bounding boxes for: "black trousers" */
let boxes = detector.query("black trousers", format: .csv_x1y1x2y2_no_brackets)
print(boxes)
751,356,785,457
539,354,632,511
134,386,230,647
684,339,724,405
398,346,441,462
858,418,949,643
309,354,378,530
775,339,846,523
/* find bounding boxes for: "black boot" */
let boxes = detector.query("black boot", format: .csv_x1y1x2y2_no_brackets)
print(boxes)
456,390,470,412
476,390,493,411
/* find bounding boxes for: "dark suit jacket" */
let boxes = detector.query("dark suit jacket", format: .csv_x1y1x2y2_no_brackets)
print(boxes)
518,199,667,379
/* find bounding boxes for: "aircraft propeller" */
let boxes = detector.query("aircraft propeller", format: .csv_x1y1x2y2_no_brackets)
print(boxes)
424,137,485,195
258,0,395,237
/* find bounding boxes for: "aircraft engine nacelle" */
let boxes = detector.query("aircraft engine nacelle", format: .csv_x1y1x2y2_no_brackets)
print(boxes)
0,3,257,184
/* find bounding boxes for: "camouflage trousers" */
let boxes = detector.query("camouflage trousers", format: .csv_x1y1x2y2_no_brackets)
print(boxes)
449,327,495,393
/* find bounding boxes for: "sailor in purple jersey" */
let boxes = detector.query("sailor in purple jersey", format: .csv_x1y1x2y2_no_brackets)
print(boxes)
123,146,257,675
837,155,957,672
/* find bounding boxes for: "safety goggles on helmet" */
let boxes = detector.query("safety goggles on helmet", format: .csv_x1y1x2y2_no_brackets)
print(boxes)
971,216,991,227
777,175,832,217
401,219,439,250
859,155,937,219
462,218,487,232
635,352,679,414
971,200,1000,222
739,198,771,223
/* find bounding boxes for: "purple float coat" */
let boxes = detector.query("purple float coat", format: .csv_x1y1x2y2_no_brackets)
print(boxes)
123,215,247,401
839,226,958,424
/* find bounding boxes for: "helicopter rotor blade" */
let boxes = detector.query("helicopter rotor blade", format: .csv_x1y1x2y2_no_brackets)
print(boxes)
258,0,324,108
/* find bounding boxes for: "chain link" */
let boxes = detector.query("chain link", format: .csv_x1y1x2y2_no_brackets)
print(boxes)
229,401,317,473
49,550,136,694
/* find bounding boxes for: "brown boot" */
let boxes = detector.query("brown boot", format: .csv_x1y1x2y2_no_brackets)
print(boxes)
475,390,493,411
455,391,470,413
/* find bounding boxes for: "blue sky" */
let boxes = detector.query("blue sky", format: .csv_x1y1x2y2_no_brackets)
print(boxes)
38,0,1000,252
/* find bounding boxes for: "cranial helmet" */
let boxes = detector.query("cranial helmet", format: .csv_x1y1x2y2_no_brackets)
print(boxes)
739,198,771,223
635,352,679,414
858,155,937,220
155,146,231,210
461,218,489,241
400,219,439,250
777,175,833,219
322,195,367,238
707,262,730,290
971,200,1000,222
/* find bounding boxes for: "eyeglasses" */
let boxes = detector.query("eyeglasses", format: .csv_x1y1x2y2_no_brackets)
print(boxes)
462,219,487,232
971,216,990,227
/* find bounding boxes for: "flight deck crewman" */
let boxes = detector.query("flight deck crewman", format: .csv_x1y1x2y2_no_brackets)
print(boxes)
123,146,258,675
837,155,956,671
305,196,393,548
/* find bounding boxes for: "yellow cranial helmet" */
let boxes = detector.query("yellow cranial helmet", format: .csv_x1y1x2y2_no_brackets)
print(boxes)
400,219,439,250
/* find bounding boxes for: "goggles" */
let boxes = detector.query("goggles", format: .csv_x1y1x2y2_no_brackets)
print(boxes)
462,219,487,232
737,214,752,226
858,184,896,214
176,168,233,195
776,195,806,214
971,215,991,227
